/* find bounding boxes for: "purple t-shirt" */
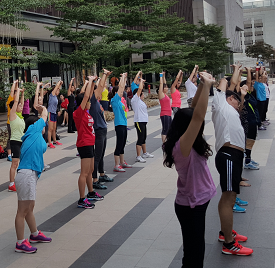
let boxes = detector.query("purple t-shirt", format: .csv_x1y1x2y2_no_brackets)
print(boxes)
173,140,216,208
22,99,30,115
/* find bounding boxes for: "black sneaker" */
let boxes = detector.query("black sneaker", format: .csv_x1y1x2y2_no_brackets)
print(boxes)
99,174,114,182
93,181,107,190
87,191,104,201
77,198,95,209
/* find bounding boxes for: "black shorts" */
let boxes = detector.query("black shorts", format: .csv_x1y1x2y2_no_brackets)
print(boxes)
215,146,244,194
247,123,257,140
10,140,22,159
77,146,94,159
160,115,172,135
135,122,147,146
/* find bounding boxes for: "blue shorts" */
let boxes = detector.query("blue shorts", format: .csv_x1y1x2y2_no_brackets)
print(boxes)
100,101,109,111
48,112,57,123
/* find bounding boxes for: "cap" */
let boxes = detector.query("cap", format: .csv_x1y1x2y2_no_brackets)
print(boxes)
225,90,241,102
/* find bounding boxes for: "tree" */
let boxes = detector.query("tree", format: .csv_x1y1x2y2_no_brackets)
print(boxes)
245,41,274,62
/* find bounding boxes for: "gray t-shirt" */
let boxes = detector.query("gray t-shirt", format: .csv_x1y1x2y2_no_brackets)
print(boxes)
47,93,58,114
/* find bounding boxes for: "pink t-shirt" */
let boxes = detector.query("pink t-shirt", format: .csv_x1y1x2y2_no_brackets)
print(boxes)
173,140,216,208
22,99,30,115
171,89,181,108
160,94,172,116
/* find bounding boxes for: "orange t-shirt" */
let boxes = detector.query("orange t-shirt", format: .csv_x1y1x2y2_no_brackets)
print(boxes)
6,95,14,124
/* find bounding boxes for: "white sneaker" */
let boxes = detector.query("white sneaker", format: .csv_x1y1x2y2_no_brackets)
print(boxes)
143,152,154,158
136,156,146,163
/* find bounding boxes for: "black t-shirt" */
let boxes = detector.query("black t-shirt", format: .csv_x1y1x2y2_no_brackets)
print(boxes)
68,94,75,109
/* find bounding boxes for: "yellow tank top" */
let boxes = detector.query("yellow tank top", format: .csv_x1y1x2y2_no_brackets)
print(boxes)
101,88,109,101
10,115,25,142
6,95,14,124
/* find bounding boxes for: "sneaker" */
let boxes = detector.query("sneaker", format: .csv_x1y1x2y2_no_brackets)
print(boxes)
113,165,125,172
93,181,107,190
61,123,65,127
236,197,248,206
99,174,114,182
8,184,16,192
250,159,259,166
7,156,12,162
263,121,270,126
265,118,270,121
87,191,104,201
77,198,95,209
143,152,154,158
121,161,132,168
219,230,248,242
76,153,80,157
15,239,37,254
30,231,52,243
48,143,55,149
233,204,246,213
136,156,146,163
53,141,62,146
222,240,253,255
258,125,266,130
244,162,259,170
43,164,50,172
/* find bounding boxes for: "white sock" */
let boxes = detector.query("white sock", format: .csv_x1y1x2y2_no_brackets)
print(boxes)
31,230,39,237
17,239,24,244
8,154,11,157
9,182,14,187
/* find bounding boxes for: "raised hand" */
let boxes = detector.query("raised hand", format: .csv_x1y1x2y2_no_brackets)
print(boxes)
103,69,112,76
199,72,215,85
240,84,248,96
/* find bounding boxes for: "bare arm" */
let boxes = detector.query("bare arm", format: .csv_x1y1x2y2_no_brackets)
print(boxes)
96,69,112,99
34,82,43,110
117,73,127,98
229,63,242,91
19,88,25,106
245,67,252,92
171,70,182,94
67,78,74,96
180,73,214,157
158,72,165,100
191,80,204,108
137,79,145,97
217,78,228,92
235,69,243,93
52,81,62,96
80,80,90,110
88,76,97,99
189,65,198,81
80,81,88,93
10,80,17,98
239,85,248,111
10,87,21,121
134,71,142,84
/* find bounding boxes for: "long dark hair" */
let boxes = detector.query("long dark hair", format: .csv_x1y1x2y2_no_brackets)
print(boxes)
163,108,212,168
108,86,119,100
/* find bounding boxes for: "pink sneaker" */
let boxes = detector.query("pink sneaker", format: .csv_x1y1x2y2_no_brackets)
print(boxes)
15,239,37,254
53,141,62,146
30,231,52,243
48,143,55,149
113,165,126,172
121,161,132,168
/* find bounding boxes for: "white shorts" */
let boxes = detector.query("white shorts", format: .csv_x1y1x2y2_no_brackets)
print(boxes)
15,169,38,201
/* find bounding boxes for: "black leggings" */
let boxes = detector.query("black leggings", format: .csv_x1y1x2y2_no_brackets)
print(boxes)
257,100,266,122
114,125,127,156
135,122,147,146
175,201,210,268
68,107,76,132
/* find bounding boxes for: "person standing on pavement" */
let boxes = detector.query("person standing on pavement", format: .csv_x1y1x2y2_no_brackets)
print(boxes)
212,63,253,256
89,69,114,190
108,73,132,172
8,82,25,192
67,78,77,133
47,81,63,148
163,72,216,268
170,70,183,115
185,65,199,107
131,76,154,163
73,77,104,209
14,105,52,254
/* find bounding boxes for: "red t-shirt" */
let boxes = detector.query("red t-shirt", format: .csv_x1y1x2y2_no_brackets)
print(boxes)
61,98,69,109
73,107,95,147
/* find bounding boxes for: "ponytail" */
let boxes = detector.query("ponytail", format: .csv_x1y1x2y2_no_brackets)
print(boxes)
108,86,119,100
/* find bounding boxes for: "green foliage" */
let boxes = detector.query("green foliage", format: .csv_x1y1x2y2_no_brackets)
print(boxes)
22,82,37,100
245,41,274,62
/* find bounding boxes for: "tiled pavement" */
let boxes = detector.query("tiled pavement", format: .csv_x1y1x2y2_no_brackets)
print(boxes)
0,85,275,268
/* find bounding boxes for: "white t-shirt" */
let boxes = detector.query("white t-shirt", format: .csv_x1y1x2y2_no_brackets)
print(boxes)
264,83,270,98
131,94,148,123
185,78,197,100
211,90,245,152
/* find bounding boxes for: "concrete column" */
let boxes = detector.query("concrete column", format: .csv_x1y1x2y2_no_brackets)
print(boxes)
251,17,255,44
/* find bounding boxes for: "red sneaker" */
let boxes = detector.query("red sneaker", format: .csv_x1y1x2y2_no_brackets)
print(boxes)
219,230,247,242
222,240,253,256
113,165,126,172
8,184,16,192
48,143,55,149
53,141,62,146
121,161,132,168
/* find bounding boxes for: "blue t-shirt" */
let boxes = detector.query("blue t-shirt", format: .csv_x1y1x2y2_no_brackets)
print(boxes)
110,93,127,126
254,81,266,101
131,81,139,92
18,118,47,178
48,93,58,114
89,94,107,130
